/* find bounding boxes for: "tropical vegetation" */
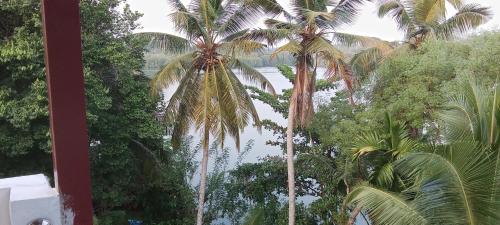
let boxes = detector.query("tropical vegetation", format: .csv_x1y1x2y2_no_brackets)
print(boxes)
1,0,499,224
346,80,500,225
1,0,194,224
242,0,380,222
135,0,278,223
350,0,491,77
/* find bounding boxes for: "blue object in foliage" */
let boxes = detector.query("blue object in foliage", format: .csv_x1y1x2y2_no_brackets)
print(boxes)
128,219,143,225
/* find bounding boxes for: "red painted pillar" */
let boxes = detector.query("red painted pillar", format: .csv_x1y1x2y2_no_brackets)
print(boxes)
41,0,94,224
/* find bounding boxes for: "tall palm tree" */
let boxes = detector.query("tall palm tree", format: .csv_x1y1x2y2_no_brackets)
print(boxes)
245,0,371,223
137,0,277,224
349,0,491,77
345,80,500,225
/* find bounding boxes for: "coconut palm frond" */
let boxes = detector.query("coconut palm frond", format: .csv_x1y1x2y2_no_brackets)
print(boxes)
135,32,191,53
446,0,464,10
207,65,230,148
271,40,301,57
329,0,365,26
378,0,414,33
309,36,342,57
352,132,383,159
150,52,195,94
325,58,355,95
165,68,201,148
220,28,249,42
396,142,498,224
309,37,353,91
348,141,497,225
310,37,356,97
440,81,500,201
264,19,298,30
441,80,492,144
167,0,189,12
378,0,402,17
299,9,335,27
240,0,293,20
345,184,427,225
371,163,395,188
414,0,447,24
245,28,292,46
216,62,261,149
349,42,408,79
229,68,261,128
377,0,488,47
349,47,384,77
332,32,371,46
351,112,418,189
220,39,266,55
290,0,318,11
434,3,492,39
190,0,219,31
441,95,478,142
169,9,206,39
217,3,261,37
241,0,289,17
332,32,387,47
232,59,276,94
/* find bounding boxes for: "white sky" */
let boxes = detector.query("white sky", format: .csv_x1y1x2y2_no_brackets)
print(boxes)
126,0,500,41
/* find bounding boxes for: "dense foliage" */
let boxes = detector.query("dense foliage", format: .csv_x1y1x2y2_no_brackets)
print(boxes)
203,33,500,224
0,1,194,224
366,33,500,136
1,0,499,224
347,79,500,225
349,0,491,78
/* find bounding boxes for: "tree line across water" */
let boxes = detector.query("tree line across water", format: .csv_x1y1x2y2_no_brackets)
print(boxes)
1,0,499,225
143,49,296,77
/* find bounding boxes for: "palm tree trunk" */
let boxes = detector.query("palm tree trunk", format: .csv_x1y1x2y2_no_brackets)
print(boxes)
286,103,296,225
196,130,210,225
347,207,362,225
344,174,361,225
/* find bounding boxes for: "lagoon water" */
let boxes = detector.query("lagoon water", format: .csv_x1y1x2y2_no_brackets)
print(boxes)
177,67,333,174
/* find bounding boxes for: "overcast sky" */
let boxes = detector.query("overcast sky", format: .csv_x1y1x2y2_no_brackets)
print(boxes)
126,0,500,41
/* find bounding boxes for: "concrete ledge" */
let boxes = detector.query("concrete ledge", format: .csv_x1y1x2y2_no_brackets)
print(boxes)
0,187,11,225
0,174,62,225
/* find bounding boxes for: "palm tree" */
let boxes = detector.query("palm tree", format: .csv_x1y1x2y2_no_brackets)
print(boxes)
352,113,418,190
441,79,500,150
245,0,372,223
350,0,491,77
345,80,500,225
346,113,418,224
137,0,277,224
441,79,500,220
380,0,490,45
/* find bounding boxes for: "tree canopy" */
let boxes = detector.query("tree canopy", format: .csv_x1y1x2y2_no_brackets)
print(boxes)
0,1,195,223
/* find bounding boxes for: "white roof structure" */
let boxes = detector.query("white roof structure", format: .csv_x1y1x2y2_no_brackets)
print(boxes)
0,174,62,225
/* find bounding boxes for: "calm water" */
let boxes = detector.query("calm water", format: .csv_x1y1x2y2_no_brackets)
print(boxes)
175,67,333,173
